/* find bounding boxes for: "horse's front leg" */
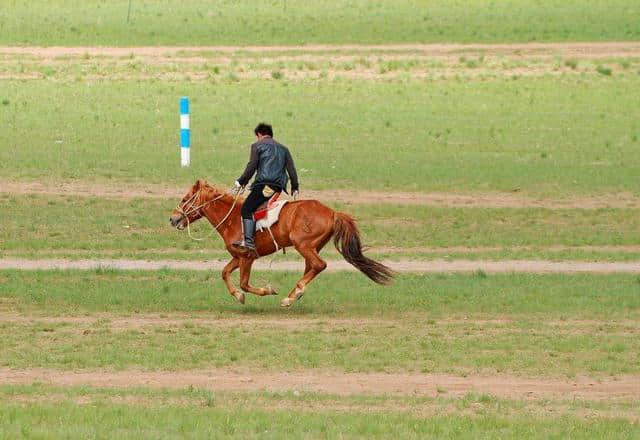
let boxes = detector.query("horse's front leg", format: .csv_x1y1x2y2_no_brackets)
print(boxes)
239,258,278,297
221,257,244,304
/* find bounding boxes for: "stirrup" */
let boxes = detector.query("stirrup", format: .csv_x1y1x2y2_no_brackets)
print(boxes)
233,240,256,253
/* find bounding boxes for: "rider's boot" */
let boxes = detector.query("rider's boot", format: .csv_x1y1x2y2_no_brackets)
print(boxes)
233,218,257,254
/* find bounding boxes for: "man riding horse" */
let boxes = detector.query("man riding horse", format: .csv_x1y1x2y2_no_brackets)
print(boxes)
231,123,299,253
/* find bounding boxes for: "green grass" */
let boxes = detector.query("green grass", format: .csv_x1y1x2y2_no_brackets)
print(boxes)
1,271,640,376
1,399,636,440
1,75,640,195
3,2,640,435
2,0,639,45
2,194,639,260
2,313,639,375
0,385,637,439
2,271,640,318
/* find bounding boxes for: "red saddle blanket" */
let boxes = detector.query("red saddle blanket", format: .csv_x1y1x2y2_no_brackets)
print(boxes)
253,192,282,221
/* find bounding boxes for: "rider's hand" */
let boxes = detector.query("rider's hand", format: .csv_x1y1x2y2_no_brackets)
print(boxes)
292,190,299,201
230,181,242,195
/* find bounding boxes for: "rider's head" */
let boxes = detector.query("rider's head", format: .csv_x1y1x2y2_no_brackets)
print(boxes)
254,123,273,139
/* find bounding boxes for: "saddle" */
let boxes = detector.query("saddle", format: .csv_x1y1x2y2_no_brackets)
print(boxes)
253,191,281,221
253,192,288,231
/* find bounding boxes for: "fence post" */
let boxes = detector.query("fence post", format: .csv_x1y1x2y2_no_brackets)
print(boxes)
180,97,190,167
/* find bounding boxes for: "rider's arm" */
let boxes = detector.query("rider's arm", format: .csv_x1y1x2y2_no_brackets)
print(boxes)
237,144,258,187
285,148,299,192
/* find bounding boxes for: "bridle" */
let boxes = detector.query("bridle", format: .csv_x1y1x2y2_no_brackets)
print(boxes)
175,187,243,241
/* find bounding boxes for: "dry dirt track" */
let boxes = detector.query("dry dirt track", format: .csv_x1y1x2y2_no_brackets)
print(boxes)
2,258,640,273
2,180,640,209
1,368,638,400
2,42,640,80
3,41,640,58
0,313,635,336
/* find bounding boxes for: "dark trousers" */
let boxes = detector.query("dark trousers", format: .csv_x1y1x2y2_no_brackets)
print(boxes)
241,185,277,220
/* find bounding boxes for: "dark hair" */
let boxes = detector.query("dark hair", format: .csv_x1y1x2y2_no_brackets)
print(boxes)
254,123,273,137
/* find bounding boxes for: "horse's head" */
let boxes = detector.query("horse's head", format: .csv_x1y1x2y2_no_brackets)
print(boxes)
170,179,217,230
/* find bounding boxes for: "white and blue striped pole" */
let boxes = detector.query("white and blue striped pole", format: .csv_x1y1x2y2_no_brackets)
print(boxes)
180,97,190,167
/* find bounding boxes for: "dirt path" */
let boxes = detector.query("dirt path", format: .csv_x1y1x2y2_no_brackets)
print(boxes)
1,258,639,273
3,42,640,58
1,313,636,337
1,368,637,400
2,42,639,81
0,312,384,331
2,180,639,209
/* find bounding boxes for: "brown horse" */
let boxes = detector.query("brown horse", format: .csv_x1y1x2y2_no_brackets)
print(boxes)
170,179,394,307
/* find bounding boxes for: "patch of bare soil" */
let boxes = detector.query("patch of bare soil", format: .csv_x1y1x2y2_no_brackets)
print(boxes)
2,179,640,209
2,42,640,58
0,312,383,331
330,190,640,209
373,245,640,254
1,258,639,273
2,313,636,337
1,42,639,81
0,180,180,200
0,67,599,82
1,368,638,400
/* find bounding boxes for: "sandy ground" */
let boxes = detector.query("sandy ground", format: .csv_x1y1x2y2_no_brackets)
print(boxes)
1,367,637,400
3,42,640,58
2,42,639,80
2,180,639,209
1,257,639,273
0,312,384,331
0,313,636,337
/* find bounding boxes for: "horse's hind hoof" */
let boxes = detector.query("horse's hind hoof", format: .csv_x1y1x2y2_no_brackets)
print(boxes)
266,286,278,295
280,290,303,307
280,297,294,307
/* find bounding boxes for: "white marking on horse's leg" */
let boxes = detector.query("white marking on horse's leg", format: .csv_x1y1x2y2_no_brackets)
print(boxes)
280,282,306,307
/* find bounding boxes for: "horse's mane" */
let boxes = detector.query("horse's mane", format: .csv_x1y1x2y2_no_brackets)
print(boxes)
200,181,242,204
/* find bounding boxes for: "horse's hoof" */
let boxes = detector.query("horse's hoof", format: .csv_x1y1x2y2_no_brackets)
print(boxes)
266,286,278,295
281,290,303,307
232,291,245,304
280,297,294,307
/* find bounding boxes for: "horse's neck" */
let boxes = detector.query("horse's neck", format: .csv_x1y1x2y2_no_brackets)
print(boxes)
202,197,241,242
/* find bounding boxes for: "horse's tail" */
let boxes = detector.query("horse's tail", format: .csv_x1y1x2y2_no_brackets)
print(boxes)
333,212,395,285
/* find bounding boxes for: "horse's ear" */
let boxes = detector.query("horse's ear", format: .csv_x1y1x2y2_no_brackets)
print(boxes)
195,179,203,189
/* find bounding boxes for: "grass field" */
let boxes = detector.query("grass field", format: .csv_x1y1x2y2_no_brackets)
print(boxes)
2,0,640,45
2,1,640,437
2,72,640,195
2,194,640,262
2,271,640,374
2,386,637,439
1,270,639,437
0,385,637,439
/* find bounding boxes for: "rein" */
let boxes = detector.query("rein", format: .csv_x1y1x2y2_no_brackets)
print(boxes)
176,187,243,241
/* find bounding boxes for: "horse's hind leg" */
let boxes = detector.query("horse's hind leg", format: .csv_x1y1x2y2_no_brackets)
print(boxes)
222,257,244,304
281,246,327,307
239,258,278,297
